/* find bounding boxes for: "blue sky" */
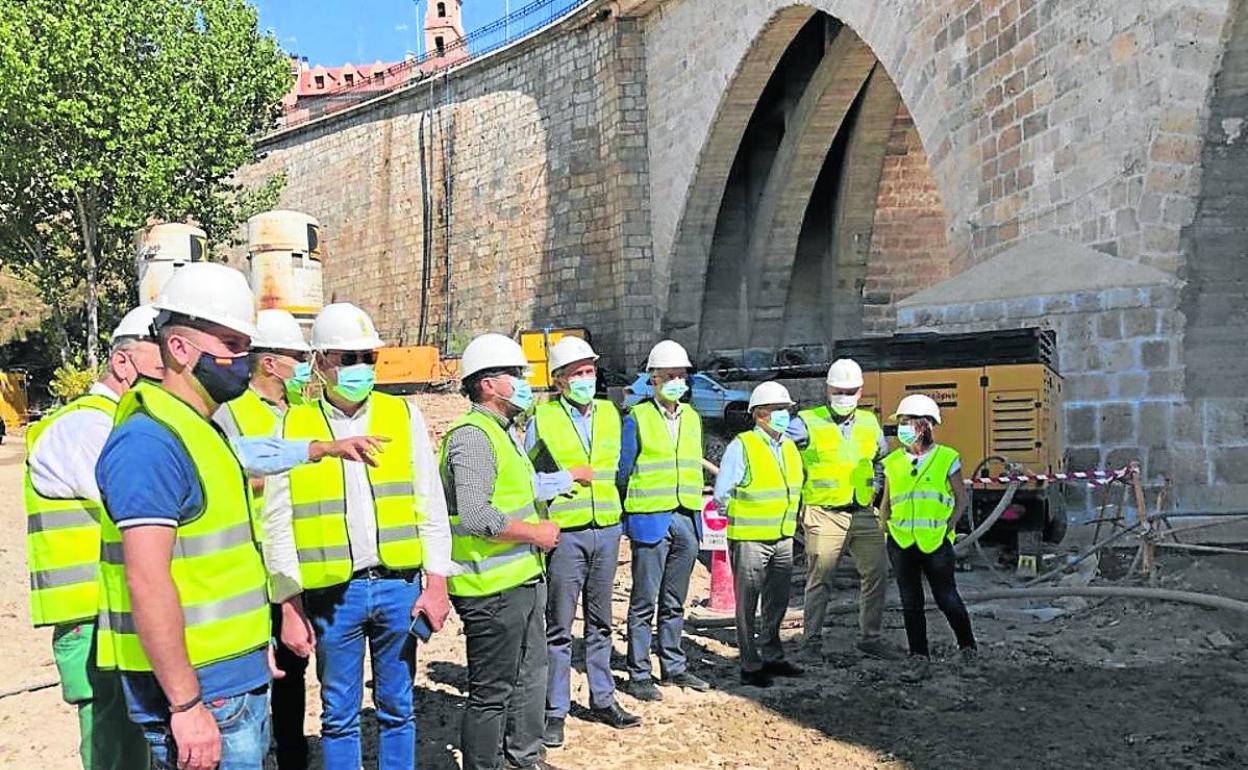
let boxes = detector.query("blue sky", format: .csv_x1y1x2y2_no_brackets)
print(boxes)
252,1,512,66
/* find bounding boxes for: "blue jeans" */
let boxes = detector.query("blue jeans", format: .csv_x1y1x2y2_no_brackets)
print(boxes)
546,524,622,717
304,572,422,770
143,688,270,770
626,512,699,681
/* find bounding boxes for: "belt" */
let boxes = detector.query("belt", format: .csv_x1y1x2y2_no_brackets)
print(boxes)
351,566,418,581
558,521,622,534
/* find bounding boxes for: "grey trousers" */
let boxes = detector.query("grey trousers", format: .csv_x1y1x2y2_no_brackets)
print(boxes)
453,581,548,770
546,525,622,717
729,538,795,673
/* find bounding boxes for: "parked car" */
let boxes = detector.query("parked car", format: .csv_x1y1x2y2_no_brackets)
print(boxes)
623,372,751,423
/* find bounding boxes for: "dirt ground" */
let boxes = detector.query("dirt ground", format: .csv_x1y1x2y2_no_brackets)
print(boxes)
2,394,1247,769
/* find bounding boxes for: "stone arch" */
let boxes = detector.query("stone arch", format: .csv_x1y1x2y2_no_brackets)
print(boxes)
661,5,819,350
662,3,952,358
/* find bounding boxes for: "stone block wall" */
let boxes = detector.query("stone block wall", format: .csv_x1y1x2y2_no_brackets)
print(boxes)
895,284,1206,515
234,6,654,366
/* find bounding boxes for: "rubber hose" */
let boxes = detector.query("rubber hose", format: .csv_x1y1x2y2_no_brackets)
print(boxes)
954,480,1021,557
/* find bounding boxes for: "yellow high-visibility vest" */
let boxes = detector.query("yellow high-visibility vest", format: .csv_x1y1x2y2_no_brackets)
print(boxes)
96,382,270,672
225,388,281,530
532,399,622,529
798,407,881,508
282,393,424,589
24,393,116,627
725,429,803,541
624,401,704,513
440,409,545,597
884,445,961,553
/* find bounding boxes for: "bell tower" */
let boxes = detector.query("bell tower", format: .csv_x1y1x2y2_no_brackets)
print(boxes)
425,0,467,65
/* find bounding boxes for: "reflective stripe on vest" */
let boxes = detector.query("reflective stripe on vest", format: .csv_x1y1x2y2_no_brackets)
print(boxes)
798,407,881,508
883,445,960,553
726,430,803,541
440,410,544,597
96,382,270,672
224,388,281,535
24,393,116,627
624,401,704,513
283,393,424,589
532,399,622,529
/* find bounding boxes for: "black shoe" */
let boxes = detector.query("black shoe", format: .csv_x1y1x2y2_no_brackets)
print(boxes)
762,660,805,678
590,702,642,729
740,669,773,688
627,679,663,701
659,671,710,692
542,717,565,748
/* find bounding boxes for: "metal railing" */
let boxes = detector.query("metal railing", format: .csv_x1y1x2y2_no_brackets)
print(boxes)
279,0,594,128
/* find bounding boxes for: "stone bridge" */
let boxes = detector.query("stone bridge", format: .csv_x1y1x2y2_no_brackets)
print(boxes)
238,0,1248,514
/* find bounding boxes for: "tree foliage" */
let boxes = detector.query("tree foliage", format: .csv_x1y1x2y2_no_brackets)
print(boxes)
0,0,290,369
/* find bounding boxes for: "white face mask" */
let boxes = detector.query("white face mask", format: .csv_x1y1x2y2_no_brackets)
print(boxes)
829,394,859,415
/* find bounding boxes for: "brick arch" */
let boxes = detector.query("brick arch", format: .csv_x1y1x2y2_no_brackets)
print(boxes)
659,1,960,353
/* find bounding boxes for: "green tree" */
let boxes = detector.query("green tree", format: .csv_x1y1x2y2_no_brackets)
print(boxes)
0,0,290,368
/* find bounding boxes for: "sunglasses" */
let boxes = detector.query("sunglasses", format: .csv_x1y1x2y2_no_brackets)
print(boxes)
330,351,377,366
911,457,920,477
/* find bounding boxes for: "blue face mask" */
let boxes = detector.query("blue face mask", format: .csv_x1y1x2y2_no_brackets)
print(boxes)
898,424,920,447
333,363,375,403
284,361,312,403
184,340,250,404
507,376,534,411
566,377,596,405
659,378,688,402
768,409,791,433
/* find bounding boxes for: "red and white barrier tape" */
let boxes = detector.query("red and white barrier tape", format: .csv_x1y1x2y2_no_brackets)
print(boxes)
967,466,1136,488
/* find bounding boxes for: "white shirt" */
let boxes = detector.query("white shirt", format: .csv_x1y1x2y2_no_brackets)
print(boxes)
660,400,684,442
263,395,453,601
27,383,120,504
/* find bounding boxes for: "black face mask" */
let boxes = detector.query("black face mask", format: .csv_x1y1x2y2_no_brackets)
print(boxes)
191,349,252,404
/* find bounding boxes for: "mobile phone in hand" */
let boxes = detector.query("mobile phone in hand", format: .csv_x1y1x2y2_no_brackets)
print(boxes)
409,613,433,642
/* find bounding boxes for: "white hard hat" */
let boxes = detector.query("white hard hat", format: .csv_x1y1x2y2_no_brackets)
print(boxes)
548,336,598,374
646,339,692,370
460,333,529,379
827,358,864,389
152,262,258,339
893,394,942,424
252,309,310,352
748,381,795,411
310,303,384,351
110,305,160,344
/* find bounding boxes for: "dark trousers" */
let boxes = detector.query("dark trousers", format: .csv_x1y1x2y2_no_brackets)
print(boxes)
886,538,977,656
546,525,622,717
270,604,309,770
453,581,548,770
626,512,699,681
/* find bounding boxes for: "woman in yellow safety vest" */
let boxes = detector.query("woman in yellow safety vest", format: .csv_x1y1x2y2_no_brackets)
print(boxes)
879,394,977,675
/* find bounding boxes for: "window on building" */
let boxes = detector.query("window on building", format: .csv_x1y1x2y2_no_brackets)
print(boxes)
314,75,325,89
437,2,446,17
435,36,445,55
344,73,354,85
374,72,384,83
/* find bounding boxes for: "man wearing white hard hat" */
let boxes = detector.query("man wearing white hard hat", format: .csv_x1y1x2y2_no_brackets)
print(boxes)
265,302,452,770
209,308,314,770
440,333,561,770
787,358,895,661
617,339,710,701
712,381,806,687
24,305,160,770
94,263,286,770
880,394,976,677
524,336,640,749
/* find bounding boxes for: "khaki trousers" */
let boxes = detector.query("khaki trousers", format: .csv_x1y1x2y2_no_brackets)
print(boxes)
802,505,888,647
